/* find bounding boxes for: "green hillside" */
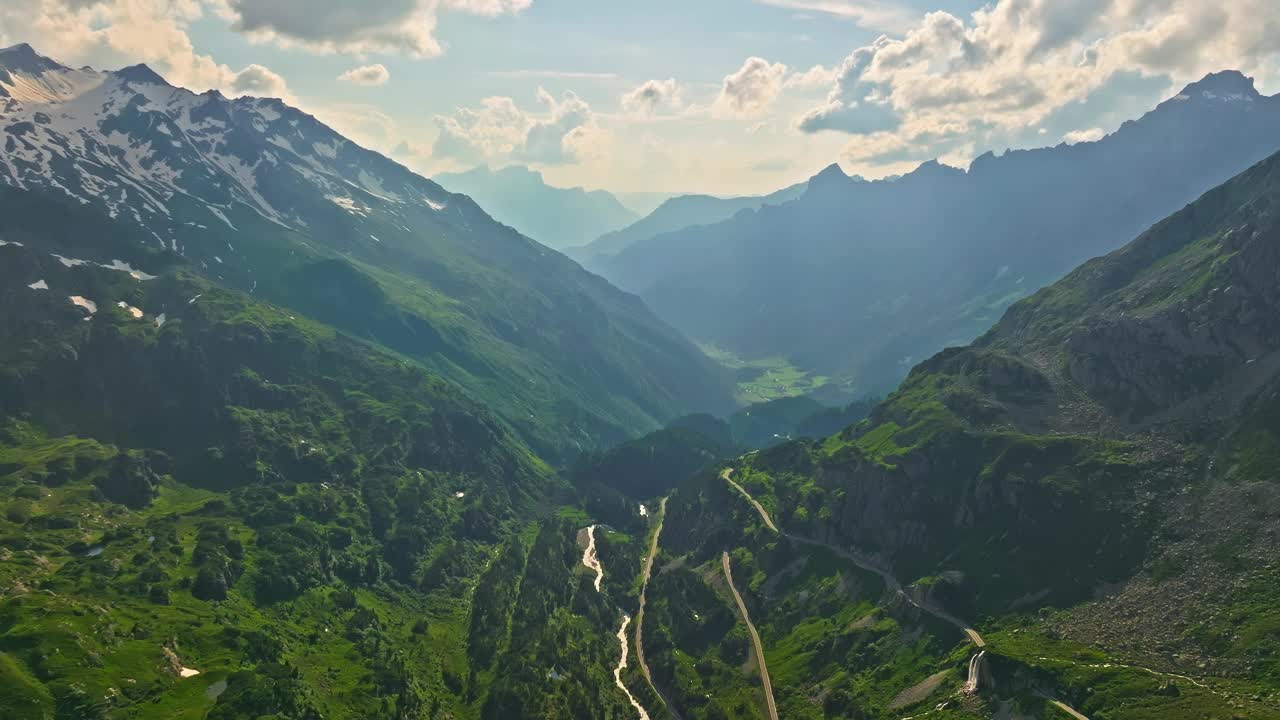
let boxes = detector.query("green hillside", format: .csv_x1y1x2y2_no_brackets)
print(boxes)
639,151,1280,719
0,242,639,719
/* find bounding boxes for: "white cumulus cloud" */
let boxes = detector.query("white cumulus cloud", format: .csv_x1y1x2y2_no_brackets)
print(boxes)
1063,127,1106,144
784,64,837,90
338,64,392,86
716,57,789,116
222,0,531,56
521,88,595,164
433,87,604,166
795,0,1280,168
621,78,681,115
231,64,290,98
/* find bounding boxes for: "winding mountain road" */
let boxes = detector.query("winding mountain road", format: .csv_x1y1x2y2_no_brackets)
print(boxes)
718,468,1102,718
721,551,780,720
721,468,985,647
635,497,682,719
1048,698,1091,720
723,472,779,533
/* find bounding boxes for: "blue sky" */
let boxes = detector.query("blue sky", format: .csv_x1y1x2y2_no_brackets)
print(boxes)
3,0,1278,195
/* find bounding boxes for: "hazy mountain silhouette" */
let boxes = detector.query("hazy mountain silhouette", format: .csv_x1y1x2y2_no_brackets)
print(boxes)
435,164,638,250
592,70,1280,397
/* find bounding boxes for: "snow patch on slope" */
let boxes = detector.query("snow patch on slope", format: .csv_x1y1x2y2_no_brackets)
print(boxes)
329,196,369,216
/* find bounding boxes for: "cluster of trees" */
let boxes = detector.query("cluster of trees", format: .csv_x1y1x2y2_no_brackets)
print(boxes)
480,521,630,719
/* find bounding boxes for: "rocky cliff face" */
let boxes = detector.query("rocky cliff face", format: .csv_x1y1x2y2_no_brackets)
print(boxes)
988,151,1280,435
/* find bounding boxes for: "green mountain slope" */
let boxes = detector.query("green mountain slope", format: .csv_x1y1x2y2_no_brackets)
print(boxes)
0,43,731,720
0,45,733,462
570,414,736,502
0,240,647,719
641,151,1280,718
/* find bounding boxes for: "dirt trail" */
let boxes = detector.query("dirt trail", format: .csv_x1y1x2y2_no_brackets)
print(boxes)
635,497,681,719
721,551,780,720
720,468,985,647
1031,654,1231,709
888,669,952,710
1069,658,1214,692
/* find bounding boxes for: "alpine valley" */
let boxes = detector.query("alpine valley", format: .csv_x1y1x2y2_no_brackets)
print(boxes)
2,39,1280,720
588,71,1280,402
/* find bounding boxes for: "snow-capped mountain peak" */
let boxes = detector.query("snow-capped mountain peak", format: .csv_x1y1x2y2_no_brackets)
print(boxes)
113,63,170,87
0,43,105,104
0,42,65,74
0,44,460,268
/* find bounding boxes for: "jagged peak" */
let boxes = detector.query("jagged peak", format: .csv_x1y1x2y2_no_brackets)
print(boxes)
1176,70,1259,100
0,42,67,74
114,63,169,87
0,42,36,56
905,158,965,180
800,163,857,202
809,162,847,185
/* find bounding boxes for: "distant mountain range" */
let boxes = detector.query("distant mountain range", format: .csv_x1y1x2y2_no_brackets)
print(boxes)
7,38,1280,720
653,146,1280,719
612,190,677,217
434,164,638,251
588,70,1280,399
0,43,733,458
569,180,809,268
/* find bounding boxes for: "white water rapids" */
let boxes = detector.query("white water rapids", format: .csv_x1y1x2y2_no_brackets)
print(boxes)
963,650,986,694
581,523,650,718
581,524,604,592
614,614,651,720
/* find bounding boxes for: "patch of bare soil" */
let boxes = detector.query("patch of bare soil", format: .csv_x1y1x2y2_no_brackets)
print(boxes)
888,669,952,710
